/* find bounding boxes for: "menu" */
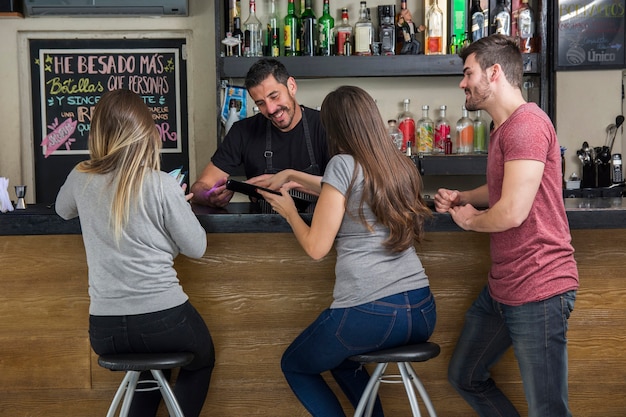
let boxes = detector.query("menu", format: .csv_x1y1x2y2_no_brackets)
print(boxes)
29,38,188,204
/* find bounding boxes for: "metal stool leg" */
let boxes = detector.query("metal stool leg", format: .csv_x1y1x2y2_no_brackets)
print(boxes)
404,362,437,417
106,370,140,417
398,362,423,417
354,362,388,417
151,369,186,417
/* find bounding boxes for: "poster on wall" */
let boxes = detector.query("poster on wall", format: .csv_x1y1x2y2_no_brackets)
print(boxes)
555,0,625,70
29,38,188,204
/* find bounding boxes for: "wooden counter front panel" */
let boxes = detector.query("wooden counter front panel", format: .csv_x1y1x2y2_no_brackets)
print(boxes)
0,231,625,416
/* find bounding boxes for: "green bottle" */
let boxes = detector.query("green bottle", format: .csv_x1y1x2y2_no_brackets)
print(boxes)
284,0,300,56
300,0,317,56
318,0,334,56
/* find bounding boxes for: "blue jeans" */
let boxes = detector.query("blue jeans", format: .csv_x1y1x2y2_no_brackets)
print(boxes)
89,301,215,417
448,286,576,417
281,287,436,417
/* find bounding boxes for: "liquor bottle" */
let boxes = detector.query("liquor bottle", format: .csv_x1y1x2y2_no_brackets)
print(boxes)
354,1,374,56
318,0,334,56
265,0,281,57
491,0,511,36
388,119,404,150
456,106,474,154
473,109,488,153
378,5,396,55
243,0,263,57
300,0,317,56
434,105,450,154
469,0,485,42
397,99,416,153
284,0,300,56
517,0,536,53
335,7,353,56
417,105,434,153
232,16,244,57
425,0,444,55
449,0,467,52
228,0,241,33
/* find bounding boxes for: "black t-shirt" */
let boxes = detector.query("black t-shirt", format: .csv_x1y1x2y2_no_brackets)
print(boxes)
212,106,329,178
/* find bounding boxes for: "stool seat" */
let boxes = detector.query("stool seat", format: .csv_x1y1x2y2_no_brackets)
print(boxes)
98,352,194,372
350,342,440,364
98,352,194,417
350,342,440,417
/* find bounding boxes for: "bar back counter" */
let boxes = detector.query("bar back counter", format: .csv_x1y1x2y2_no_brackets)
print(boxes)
1,199,625,416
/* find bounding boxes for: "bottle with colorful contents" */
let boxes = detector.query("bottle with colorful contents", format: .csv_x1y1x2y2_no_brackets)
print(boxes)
434,105,450,154
425,0,444,55
318,0,334,56
335,7,353,55
417,105,434,153
473,110,488,153
397,99,416,153
265,0,281,57
456,106,474,154
284,0,300,56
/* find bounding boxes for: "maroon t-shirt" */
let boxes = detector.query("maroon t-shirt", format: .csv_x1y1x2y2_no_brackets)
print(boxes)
486,103,579,306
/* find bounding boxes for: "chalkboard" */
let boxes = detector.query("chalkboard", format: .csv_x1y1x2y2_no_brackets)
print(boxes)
29,38,188,204
555,0,626,70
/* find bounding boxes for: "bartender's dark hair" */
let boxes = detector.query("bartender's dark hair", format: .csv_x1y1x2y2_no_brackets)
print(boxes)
459,34,523,89
320,86,432,252
244,58,291,90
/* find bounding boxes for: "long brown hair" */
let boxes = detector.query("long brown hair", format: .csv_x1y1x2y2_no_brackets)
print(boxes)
320,86,432,252
77,89,161,241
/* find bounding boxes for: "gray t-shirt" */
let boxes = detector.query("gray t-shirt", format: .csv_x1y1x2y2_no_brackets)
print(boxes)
56,168,207,316
322,154,429,309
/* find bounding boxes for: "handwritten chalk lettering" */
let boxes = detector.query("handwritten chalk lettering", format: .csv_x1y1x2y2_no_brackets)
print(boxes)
155,122,177,142
150,105,169,121
141,95,156,104
140,54,165,74
42,117,78,158
76,105,95,123
77,55,136,74
588,49,617,62
55,96,65,105
53,56,74,74
127,75,170,95
47,77,105,95
61,111,75,118
107,75,126,90
77,123,91,136
67,96,99,106
152,113,169,121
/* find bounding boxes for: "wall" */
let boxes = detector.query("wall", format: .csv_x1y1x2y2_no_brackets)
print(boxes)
0,1,624,202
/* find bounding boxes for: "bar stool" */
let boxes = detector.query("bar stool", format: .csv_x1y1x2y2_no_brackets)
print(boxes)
349,342,440,417
98,352,194,417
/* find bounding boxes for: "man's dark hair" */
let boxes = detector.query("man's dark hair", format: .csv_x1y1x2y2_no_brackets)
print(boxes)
244,59,291,90
459,35,523,89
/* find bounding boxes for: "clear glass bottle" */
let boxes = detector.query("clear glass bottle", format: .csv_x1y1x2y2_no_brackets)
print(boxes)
284,0,300,56
354,1,374,56
388,119,404,150
417,105,434,154
379,4,396,55
265,0,281,57
517,0,536,53
318,0,334,56
434,105,450,154
473,110,488,154
397,99,416,153
232,16,244,57
335,7,353,56
491,0,511,36
425,0,444,55
243,0,263,57
456,106,474,154
300,0,317,56
469,0,484,43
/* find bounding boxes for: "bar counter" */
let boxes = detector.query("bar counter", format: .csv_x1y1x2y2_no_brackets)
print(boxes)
1,199,625,416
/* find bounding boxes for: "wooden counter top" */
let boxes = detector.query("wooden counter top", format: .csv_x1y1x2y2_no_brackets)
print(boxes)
2,198,626,236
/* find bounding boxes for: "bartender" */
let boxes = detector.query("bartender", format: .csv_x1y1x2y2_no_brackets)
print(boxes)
191,58,329,208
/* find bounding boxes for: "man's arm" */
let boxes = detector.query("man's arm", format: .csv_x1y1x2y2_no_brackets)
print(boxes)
190,162,234,207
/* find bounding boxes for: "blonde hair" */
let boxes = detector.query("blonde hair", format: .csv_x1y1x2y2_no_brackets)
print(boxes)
77,89,161,241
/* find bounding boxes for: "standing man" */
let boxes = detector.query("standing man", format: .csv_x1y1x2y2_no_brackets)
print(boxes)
434,35,578,417
191,59,329,207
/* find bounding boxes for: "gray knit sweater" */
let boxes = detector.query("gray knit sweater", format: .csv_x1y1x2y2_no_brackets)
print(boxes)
56,168,207,316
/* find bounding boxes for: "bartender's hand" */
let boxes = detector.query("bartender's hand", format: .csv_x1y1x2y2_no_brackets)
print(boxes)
257,188,297,219
434,188,462,214
248,172,302,193
192,177,234,208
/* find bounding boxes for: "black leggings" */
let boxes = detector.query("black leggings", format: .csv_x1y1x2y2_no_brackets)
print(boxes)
89,301,215,417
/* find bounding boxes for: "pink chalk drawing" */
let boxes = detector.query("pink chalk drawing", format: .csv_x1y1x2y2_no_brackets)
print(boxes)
41,117,77,158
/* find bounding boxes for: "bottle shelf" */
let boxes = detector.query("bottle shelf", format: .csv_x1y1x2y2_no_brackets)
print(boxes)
219,53,540,79
412,154,487,176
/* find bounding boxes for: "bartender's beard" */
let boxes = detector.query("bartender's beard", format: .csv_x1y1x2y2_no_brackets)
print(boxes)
268,97,298,131
464,73,491,112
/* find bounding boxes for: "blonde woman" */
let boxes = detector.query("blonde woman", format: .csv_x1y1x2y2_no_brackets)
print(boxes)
56,89,214,417
259,85,436,417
